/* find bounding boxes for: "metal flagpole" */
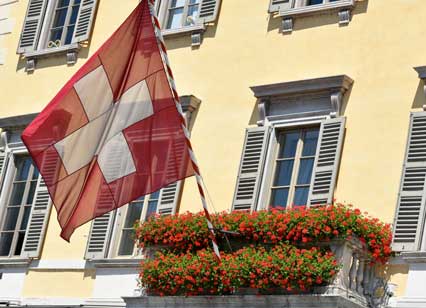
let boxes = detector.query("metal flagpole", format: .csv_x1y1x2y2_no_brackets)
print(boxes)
147,0,221,260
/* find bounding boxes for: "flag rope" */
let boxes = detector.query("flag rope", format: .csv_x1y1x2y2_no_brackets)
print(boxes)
147,0,221,260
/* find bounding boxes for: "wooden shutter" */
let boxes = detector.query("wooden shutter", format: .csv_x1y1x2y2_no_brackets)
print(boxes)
85,211,115,259
21,177,52,258
232,127,270,211
269,0,292,13
157,181,182,216
17,0,48,53
72,0,98,44
308,117,346,205
393,112,426,251
198,0,221,23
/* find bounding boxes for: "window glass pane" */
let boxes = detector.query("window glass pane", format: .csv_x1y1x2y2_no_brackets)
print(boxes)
26,181,37,205
279,131,299,158
70,5,80,24
20,206,32,230
15,157,31,181
65,25,75,45
170,0,185,7
3,208,20,231
293,187,310,206
273,160,294,186
74,0,81,4
32,167,39,180
270,188,289,208
150,190,160,200
14,232,25,256
52,8,68,28
166,8,184,29
302,129,319,156
50,28,64,43
147,200,158,218
9,183,26,205
189,0,200,3
297,158,315,185
124,202,144,228
308,0,323,5
185,5,199,26
0,233,13,256
118,230,134,256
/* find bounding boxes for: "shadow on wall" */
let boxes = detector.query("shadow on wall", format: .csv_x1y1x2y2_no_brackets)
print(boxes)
15,46,91,74
267,0,369,34
411,81,425,110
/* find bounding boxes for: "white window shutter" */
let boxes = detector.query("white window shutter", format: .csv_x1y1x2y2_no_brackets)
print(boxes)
268,0,292,13
71,0,98,44
17,0,49,53
198,0,221,23
85,211,115,259
232,127,270,211
0,149,9,194
157,181,182,216
21,177,52,258
308,117,346,206
393,112,426,252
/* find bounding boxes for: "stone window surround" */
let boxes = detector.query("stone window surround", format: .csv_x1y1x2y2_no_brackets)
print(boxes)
277,0,356,33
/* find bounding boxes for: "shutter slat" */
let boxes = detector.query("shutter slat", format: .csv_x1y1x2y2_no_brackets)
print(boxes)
308,117,345,206
268,0,292,13
17,0,48,53
157,181,182,216
198,0,221,23
393,112,426,251
85,211,115,259
72,0,98,43
21,176,52,258
232,127,270,212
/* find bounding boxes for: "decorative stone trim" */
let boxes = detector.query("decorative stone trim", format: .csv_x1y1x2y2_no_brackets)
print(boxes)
414,66,426,110
278,0,355,33
23,43,80,72
250,75,353,124
0,258,31,268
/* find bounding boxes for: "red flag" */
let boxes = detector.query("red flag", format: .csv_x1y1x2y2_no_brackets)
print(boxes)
22,1,195,241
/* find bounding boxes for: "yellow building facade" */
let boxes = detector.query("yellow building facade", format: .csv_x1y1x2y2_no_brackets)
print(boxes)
0,0,425,307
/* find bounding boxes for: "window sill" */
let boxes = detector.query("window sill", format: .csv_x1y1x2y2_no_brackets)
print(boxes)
0,257,31,268
20,43,80,73
402,251,426,264
88,258,143,268
278,0,355,33
161,24,206,47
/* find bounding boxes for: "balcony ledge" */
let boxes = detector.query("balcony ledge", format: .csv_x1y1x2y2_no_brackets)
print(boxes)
123,294,366,308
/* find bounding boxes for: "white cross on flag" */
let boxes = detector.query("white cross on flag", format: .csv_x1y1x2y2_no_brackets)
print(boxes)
22,1,195,240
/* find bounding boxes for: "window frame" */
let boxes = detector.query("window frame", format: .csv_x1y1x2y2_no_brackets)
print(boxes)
164,0,201,30
0,147,34,260
257,117,325,211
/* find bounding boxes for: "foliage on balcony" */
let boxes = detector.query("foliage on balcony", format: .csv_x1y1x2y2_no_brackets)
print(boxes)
135,204,392,264
140,244,339,296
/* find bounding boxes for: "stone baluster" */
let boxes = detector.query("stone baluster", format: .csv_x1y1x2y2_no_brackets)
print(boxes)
348,253,358,291
362,263,372,296
356,257,365,294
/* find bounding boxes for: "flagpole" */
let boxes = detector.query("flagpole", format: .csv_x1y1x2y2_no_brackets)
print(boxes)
147,0,221,260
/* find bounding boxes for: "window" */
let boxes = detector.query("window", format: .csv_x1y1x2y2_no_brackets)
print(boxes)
17,0,98,71
232,75,352,212
117,191,160,256
47,0,82,49
270,128,319,208
165,0,200,30
0,156,38,257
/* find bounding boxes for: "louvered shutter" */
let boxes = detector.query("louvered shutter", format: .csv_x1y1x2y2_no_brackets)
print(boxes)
21,177,52,258
157,181,182,216
85,211,115,259
71,0,98,44
308,117,346,205
0,149,9,194
268,0,292,13
232,127,270,211
393,112,426,251
198,0,221,23
17,0,48,53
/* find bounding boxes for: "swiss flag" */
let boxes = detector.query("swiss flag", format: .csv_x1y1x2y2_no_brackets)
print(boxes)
22,1,195,240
